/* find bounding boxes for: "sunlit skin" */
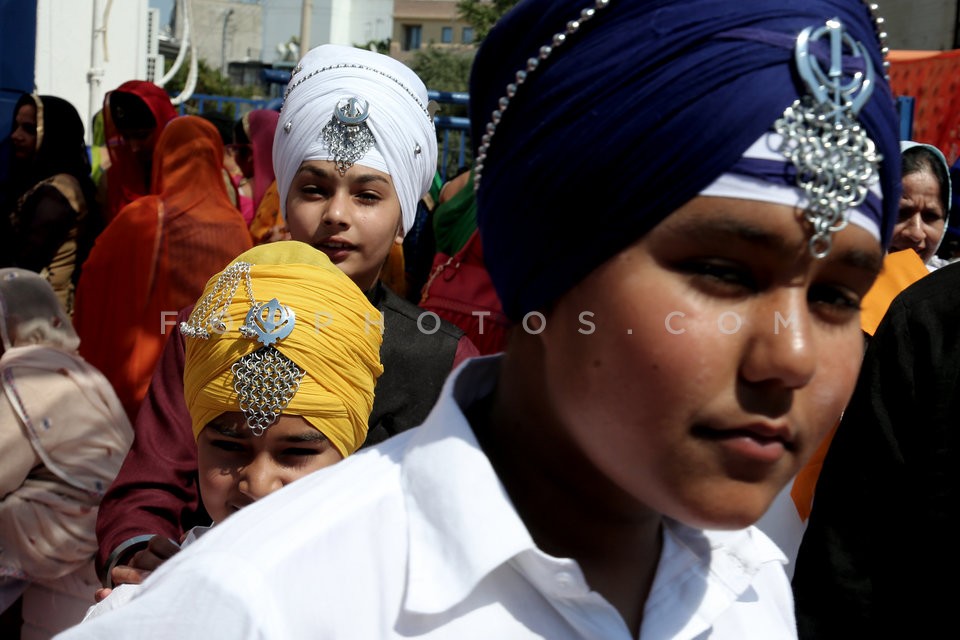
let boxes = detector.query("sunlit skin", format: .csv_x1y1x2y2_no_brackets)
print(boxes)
475,196,882,632
890,169,946,263
97,412,343,601
284,160,403,292
10,103,37,161
196,412,343,525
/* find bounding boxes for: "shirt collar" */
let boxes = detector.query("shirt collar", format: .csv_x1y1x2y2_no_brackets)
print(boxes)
397,356,789,625
400,355,537,613
642,520,788,638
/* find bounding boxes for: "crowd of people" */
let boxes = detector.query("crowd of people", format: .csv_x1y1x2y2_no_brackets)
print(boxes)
1,0,958,637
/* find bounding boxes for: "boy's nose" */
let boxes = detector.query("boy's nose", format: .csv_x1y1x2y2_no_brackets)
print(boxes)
238,457,282,502
739,292,817,392
321,193,352,228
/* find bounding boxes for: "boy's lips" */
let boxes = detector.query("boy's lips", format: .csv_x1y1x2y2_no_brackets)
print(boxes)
693,420,795,464
316,236,356,250
315,237,357,260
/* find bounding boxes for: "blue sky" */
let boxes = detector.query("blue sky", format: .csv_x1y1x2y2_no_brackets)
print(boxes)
149,0,173,27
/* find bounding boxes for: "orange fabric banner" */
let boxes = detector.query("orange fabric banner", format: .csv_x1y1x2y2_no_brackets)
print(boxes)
889,49,960,164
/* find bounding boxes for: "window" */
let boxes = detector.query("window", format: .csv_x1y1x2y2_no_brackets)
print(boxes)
403,25,422,51
441,27,453,44
462,27,474,44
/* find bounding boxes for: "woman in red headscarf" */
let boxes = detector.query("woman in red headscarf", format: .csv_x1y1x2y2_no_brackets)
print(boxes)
101,81,178,222
73,116,252,422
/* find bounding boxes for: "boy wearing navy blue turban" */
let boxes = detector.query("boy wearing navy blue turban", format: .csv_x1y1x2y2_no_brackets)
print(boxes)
57,1,902,638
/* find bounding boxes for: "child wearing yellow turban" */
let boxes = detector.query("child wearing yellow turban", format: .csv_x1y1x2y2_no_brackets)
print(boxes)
182,240,383,457
83,241,382,618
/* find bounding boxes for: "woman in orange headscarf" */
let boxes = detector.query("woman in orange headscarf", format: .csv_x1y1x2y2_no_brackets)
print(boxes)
73,116,252,422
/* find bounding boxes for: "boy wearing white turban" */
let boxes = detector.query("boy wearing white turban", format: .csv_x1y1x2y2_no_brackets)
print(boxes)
93,46,479,590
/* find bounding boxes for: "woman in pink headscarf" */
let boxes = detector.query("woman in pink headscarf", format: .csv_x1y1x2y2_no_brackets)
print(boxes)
243,110,288,244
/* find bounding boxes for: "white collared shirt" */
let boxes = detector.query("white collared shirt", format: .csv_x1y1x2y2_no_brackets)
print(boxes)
56,356,796,640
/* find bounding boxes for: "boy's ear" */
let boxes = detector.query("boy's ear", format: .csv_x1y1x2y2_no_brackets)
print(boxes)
394,219,404,245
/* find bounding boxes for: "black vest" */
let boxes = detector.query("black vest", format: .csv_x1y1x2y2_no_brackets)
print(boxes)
363,283,463,446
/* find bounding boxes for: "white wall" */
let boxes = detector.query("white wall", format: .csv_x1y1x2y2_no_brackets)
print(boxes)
35,0,150,143
330,0,392,46
262,0,393,63
882,0,958,50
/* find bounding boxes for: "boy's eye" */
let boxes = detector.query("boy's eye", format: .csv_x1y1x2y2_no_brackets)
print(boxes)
282,447,321,458
356,191,382,203
301,184,326,196
278,447,326,467
683,260,757,294
210,439,245,453
807,283,861,321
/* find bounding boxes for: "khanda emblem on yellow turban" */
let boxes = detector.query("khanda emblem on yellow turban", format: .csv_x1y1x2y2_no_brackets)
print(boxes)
183,264,307,437
240,298,295,346
181,242,384,451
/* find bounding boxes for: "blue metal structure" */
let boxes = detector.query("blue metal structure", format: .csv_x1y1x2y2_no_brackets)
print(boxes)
897,95,915,141
430,90,470,179
179,86,471,182
0,0,38,183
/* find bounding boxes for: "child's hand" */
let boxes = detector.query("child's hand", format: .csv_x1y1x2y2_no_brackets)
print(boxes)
266,224,291,243
109,536,181,586
94,587,112,602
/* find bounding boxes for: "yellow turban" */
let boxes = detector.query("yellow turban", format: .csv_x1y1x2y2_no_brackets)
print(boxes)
182,241,383,456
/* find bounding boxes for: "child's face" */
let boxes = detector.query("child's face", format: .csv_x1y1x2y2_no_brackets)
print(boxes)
197,412,343,524
535,195,882,529
285,160,404,291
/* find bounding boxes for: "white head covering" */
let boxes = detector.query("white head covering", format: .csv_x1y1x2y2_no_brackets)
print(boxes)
900,140,952,261
0,268,79,352
700,132,885,241
274,44,438,235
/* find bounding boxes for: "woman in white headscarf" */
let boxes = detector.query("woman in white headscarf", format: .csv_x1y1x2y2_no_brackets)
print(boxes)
892,141,952,270
0,269,132,638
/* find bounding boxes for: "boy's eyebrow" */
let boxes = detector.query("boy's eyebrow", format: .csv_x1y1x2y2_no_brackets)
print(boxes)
209,420,248,438
298,165,332,180
668,215,883,273
297,165,390,186
672,216,793,252
208,421,329,443
280,430,329,443
352,173,390,186
831,246,884,274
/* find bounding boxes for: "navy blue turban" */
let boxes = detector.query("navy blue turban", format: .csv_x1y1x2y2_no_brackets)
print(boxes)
470,0,902,321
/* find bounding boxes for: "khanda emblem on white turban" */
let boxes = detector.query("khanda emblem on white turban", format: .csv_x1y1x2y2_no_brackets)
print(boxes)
322,95,376,175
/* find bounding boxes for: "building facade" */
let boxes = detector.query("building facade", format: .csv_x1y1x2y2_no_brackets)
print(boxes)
391,0,473,61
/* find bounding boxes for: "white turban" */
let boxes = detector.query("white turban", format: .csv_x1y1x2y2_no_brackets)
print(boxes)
274,44,438,235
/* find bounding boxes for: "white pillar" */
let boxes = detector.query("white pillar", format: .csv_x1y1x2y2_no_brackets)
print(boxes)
86,0,106,145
